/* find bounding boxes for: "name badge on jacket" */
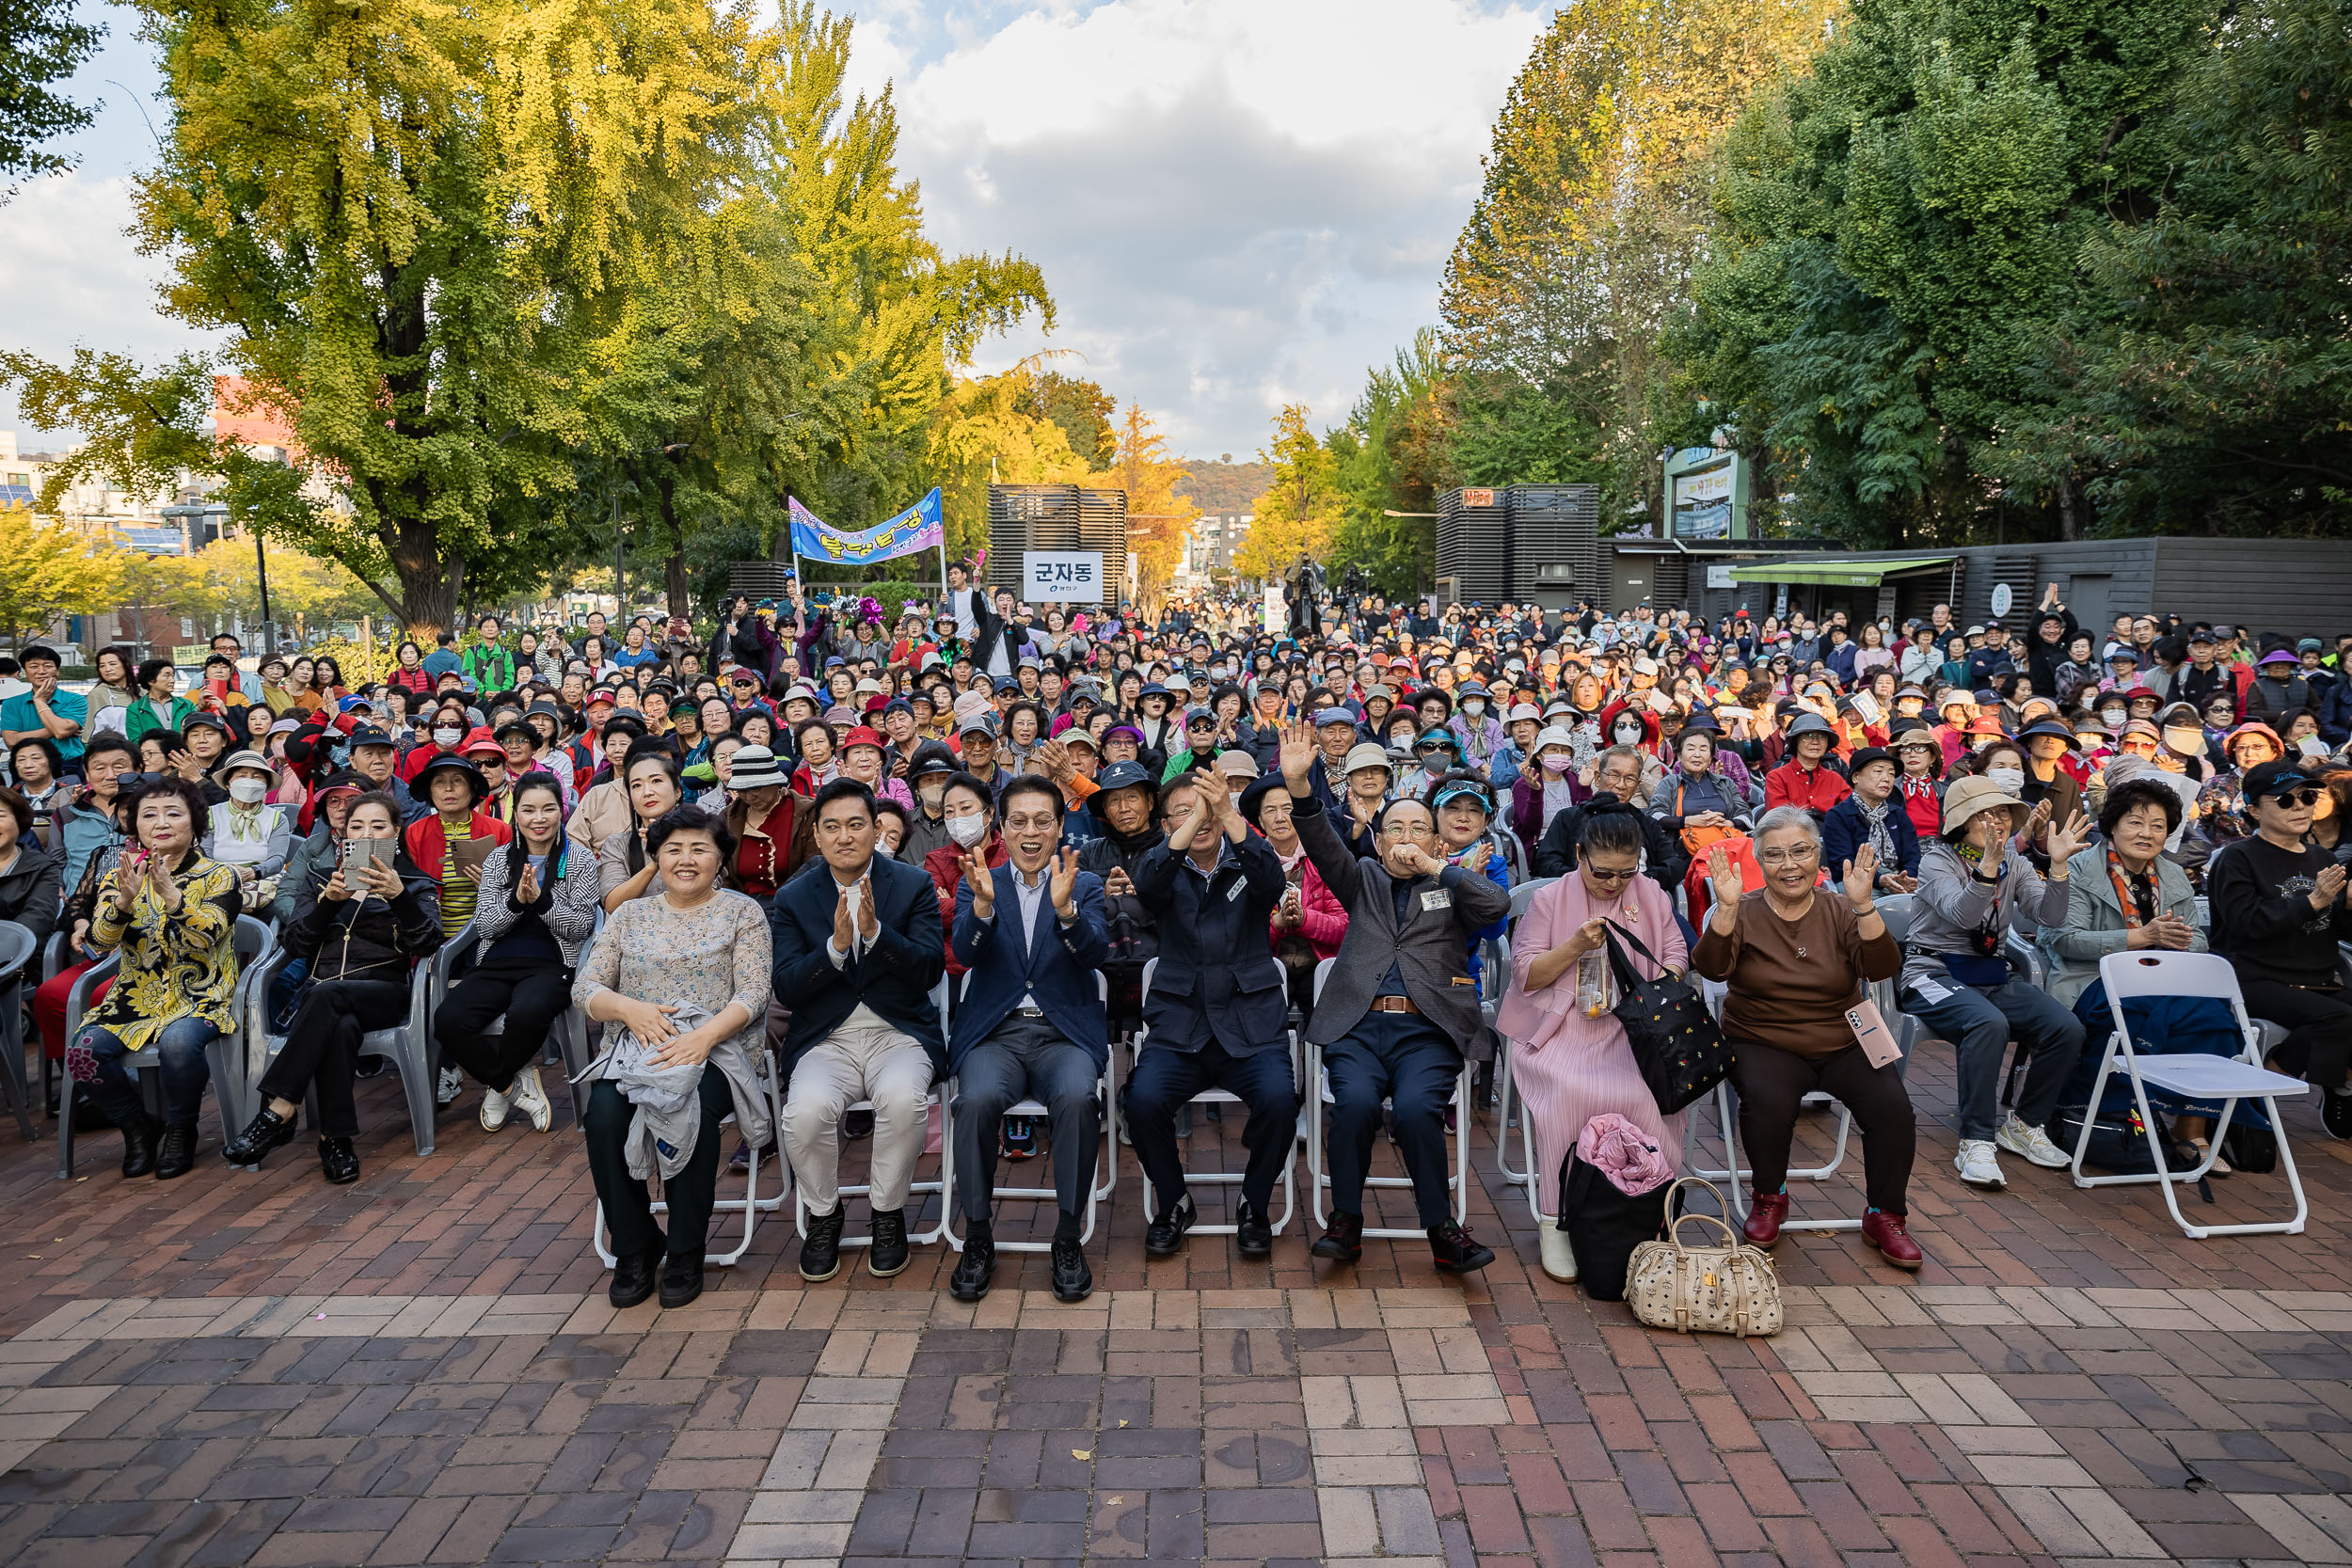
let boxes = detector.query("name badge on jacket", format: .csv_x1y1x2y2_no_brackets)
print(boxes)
1226,879,1245,902
1421,889,1451,911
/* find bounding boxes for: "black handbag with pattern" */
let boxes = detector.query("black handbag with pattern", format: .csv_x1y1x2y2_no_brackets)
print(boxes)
1601,923,1734,1114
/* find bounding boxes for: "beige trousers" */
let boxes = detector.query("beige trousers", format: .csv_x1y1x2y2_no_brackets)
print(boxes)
781,1018,934,1212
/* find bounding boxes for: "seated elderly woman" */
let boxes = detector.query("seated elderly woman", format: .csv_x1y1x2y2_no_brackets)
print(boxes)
224,790,444,1183
436,771,602,1133
2207,758,2352,1141
1690,807,1917,1266
66,775,244,1180
573,804,774,1311
1899,775,2090,1191
1496,801,1688,1282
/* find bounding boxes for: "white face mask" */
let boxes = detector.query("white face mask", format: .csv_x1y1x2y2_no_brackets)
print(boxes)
2163,726,2204,753
946,814,988,847
229,776,269,805
1462,700,1486,718
1987,767,2026,794
434,726,463,747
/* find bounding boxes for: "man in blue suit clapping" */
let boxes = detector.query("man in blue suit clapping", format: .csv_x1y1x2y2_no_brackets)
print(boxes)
946,775,1111,1304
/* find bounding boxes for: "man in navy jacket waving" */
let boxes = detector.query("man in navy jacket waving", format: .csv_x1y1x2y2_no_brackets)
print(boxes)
946,776,1112,1304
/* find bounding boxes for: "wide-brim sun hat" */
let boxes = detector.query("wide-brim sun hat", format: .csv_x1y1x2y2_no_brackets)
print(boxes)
1940,773,2021,834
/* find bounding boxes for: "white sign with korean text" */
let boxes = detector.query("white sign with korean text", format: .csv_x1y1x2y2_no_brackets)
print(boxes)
1022,550,1107,604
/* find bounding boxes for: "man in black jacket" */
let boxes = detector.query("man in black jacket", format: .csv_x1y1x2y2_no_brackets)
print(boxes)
1279,723,1509,1272
1533,744,1687,895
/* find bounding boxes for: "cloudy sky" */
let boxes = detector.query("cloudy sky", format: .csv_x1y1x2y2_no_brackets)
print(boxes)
1,0,1548,458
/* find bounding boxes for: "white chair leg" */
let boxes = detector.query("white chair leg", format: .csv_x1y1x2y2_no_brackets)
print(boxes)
1496,1047,1525,1184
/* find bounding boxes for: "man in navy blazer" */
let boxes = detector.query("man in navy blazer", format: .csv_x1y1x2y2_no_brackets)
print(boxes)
945,776,1111,1304
771,780,946,1285
1121,764,1299,1261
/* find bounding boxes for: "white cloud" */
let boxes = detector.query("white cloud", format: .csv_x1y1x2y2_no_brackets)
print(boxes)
876,0,1545,455
3,0,1545,463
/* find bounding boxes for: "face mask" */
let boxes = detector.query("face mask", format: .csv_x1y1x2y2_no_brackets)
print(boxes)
1462,700,1486,718
1613,724,1643,743
946,815,987,847
1540,753,1572,774
229,777,268,805
1987,767,2026,793
2163,726,2203,753
917,780,946,806
2100,709,2126,729
434,727,463,747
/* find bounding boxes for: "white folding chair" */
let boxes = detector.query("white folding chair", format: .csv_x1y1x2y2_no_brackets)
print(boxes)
1306,957,1472,1238
591,1044,780,1268
791,975,953,1250
1127,958,1297,1237
1492,877,1557,1190
944,972,1116,1255
2072,950,2311,1239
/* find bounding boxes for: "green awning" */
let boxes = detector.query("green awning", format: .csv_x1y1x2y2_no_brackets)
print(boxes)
1725,555,1958,588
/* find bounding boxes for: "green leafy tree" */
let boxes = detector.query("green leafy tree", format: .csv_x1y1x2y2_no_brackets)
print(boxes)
1683,0,2213,544
1327,330,1453,597
1234,405,1342,583
0,0,103,196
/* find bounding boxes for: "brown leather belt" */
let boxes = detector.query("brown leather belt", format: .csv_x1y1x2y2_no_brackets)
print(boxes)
1366,996,1421,1015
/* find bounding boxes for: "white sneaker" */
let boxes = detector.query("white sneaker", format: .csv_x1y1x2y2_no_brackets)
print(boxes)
437,1065,464,1108
1538,1223,1580,1282
479,1085,510,1132
509,1066,553,1133
1995,1115,2070,1169
1955,1138,2006,1189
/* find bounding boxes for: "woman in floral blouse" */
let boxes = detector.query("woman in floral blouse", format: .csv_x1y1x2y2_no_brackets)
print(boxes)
67,775,242,1181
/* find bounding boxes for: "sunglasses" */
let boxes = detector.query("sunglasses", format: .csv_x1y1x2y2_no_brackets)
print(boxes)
2265,788,2323,808
1584,865,1639,883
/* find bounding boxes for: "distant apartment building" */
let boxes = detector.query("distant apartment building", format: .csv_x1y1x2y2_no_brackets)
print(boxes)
1183,512,1251,580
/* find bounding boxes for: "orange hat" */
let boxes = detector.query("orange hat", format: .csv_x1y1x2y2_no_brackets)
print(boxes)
460,725,505,761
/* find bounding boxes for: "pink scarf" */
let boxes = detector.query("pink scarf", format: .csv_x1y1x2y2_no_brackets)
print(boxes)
1578,1112,1674,1196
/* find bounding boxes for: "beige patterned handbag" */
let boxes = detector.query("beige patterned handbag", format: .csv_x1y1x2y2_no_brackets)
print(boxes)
1625,1179,1783,1338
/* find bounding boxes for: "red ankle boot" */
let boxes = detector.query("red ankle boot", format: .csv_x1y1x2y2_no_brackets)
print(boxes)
1862,1209,1924,1270
1742,1190,1789,1247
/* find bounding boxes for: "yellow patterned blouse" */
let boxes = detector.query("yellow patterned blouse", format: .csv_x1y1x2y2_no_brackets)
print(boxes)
85,852,243,1051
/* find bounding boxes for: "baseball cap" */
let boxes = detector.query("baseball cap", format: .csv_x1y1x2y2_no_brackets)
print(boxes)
2242,758,2319,803
1313,706,1356,728
1092,760,1154,795
1343,742,1391,774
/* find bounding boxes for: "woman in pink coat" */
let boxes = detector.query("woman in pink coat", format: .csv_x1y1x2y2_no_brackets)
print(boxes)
1495,801,1687,1282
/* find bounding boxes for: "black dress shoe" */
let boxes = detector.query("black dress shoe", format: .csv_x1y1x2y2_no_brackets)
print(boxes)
867,1207,910,1277
1429,1221,1495,1274
799,1205,844,1282
1143,1193,1195,1256
223,1106,298,1167
1311,1211,1364,1262
659,1252,704,1308
1049,1236,1092,1303
1234,1199,1273,1260
316,1135,359,1185
154,1123,199,1180
119,1113,162,1179
948,1232,994,1302
609,1245,661,1308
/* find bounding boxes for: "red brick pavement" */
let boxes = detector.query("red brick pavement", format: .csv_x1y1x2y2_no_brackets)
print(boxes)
0,1034,2346,1566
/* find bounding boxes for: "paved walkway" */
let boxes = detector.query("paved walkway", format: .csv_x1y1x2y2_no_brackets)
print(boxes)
2,1036,2349,1566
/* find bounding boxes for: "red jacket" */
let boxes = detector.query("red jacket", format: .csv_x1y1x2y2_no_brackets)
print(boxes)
925,832,1008,976
402,810,513,875
1273,857,1348,961
1763,759,1851,815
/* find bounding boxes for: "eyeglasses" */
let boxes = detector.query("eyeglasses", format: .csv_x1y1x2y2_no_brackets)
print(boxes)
1584,865,1639,884
1756,844,1820,866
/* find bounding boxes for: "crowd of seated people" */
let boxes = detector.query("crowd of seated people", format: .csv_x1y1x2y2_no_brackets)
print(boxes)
0,581,2344,1311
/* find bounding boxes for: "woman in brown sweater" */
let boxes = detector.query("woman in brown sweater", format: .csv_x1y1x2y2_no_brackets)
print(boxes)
1690,805,1920,1268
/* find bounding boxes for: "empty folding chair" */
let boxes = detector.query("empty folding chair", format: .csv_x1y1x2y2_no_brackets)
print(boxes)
2074,950,2312,1239
1306,957,1472,1238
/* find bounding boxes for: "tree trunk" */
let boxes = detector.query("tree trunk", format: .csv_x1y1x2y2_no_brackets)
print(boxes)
2057,476,2082,542
659,467,689,621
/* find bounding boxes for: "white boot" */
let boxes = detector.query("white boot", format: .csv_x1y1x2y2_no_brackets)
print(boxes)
1538,1223,1580,1282
479,1084,510,1132
509,1065,553,1133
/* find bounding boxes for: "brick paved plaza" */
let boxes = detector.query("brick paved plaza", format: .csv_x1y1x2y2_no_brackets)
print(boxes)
3,1037,2350,1568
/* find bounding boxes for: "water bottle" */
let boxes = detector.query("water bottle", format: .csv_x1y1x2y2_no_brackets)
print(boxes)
1576,947,1612,1018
